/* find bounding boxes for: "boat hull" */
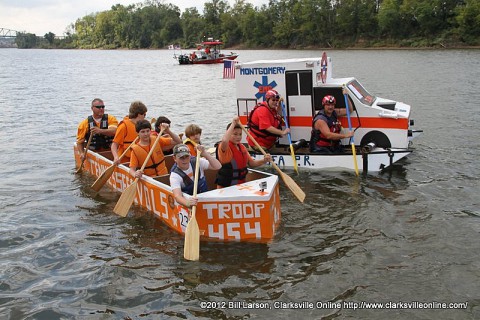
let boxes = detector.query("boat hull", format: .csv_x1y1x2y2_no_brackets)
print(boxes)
74,146,281,242
178,54,238,65
249,146,412,173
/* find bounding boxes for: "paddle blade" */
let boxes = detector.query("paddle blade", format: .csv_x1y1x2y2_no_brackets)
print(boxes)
75,163,84,174
273,164,305,202
91,165,115,192
351,143,359,176
289,144,299,174
113,179,138,217
184,209,200,261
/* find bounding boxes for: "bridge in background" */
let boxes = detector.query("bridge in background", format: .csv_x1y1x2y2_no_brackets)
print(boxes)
1,28,18,38
0,28,18,47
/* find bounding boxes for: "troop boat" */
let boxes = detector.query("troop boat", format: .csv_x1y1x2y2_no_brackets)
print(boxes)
175,39,238,65
235,52,423,173
74,147,281,242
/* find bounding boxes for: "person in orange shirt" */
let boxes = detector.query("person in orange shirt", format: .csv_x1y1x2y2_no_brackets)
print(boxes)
129,119,181,178
111,101,147,165
183,124,202,156
76,98,118,161
216,117,271,188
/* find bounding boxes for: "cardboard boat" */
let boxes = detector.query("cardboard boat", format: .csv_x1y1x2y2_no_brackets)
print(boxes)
74,147,281,242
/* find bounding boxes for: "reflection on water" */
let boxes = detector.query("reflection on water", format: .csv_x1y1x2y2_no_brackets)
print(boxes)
0,48,479,319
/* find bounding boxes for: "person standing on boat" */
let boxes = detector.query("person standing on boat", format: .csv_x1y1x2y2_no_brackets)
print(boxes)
129,120,181,178
216,117,272,188
169,144,221,209
183,124,203,156
247,90,290,151
111,101,147,165
310,94,354,154
76,98,118,161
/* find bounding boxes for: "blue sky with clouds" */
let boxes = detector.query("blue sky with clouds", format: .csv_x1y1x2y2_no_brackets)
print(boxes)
0,0,268,36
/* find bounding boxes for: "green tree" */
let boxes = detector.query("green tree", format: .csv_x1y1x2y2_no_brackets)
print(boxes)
456,0,480,44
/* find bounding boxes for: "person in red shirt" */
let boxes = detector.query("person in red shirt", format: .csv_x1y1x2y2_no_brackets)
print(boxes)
247,90,290,150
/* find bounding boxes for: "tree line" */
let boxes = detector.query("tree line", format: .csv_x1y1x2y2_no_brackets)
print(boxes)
16,0,480,49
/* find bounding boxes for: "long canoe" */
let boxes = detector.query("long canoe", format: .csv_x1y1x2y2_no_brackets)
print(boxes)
74,145,281,242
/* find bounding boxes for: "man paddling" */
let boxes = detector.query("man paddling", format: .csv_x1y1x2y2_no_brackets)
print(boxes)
76,98,118,161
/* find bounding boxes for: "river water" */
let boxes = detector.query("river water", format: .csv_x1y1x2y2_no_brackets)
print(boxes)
0,48,479,319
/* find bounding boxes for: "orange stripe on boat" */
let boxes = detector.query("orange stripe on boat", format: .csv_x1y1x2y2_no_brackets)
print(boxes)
289,116,408,130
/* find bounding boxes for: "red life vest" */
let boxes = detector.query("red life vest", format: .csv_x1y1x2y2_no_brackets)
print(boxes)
215,141,249,187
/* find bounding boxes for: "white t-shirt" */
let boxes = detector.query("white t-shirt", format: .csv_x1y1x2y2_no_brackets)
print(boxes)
169,158,210,191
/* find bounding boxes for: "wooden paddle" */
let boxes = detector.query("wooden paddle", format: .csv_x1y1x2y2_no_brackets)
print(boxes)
343,90,359,176
184,149,202,261
76,133,93,174
113,129,164,217
280,99,299,174
91,136,139,192
240,123,305,203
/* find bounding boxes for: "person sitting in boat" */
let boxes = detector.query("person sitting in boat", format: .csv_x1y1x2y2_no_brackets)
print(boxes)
111,101,148,165
183,124,203,156
129,120,181,178
76,98,118,161
153,116,176,155
169,144,221,209
216,117,272,188
247,89,290,151
310,94,354,154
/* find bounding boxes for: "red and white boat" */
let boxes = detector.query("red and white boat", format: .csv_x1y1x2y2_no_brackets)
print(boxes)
175,39,238,65
235,52,423,173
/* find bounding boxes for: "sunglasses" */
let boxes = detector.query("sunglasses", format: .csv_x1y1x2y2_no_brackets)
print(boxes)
93,105,105,109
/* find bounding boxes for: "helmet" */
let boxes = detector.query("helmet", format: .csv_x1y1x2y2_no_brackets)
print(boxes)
265,90,280,101
322,95,336,106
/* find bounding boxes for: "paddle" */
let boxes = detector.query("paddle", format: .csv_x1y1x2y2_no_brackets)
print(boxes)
76,133,93,174
184,149,202,261
113,129,164,217
91,137,139,192
240,123,305,203
343,90,359,176
280,99,299,174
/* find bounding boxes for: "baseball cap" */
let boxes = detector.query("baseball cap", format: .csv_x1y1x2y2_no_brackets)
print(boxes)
173,144,191,158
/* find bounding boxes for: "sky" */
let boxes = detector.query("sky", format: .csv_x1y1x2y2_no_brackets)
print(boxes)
0,0,269,36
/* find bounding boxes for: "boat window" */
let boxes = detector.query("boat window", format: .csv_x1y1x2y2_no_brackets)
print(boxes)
347,80,375,106
286,70,313,96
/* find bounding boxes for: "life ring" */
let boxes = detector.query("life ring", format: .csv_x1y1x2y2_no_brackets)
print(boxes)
320,51,327,84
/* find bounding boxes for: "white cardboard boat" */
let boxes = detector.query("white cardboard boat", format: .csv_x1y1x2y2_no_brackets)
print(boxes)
235,52,423,173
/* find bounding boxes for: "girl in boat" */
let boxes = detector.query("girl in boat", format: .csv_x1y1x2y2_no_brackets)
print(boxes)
216,117,271,188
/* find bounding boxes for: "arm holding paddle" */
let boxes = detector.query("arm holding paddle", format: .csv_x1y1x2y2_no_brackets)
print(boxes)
220,117,271,167
240,123,306,203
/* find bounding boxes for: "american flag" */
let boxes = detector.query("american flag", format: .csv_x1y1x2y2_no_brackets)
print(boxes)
223,60,237,79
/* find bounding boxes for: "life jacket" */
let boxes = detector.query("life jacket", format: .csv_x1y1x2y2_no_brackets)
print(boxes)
116,117,137,158
171,157,208,195
248,102,283,139
183,138,197,156
86,114,113,150
310,110,342,148
215,141,249,187
130,139,167,176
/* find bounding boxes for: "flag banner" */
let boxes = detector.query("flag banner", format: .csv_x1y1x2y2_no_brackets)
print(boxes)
223,60,237,79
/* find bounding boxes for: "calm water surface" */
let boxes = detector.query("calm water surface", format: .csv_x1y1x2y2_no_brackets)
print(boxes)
0,48,479,319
